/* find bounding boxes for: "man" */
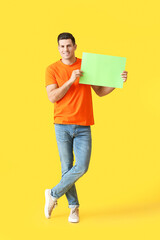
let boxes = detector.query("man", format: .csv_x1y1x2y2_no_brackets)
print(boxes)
44,32,128,223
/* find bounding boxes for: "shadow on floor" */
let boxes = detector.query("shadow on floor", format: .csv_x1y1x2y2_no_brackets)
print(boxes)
80,200,160,220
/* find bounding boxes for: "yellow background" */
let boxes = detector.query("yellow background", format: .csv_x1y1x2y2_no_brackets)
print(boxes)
0,0,160,239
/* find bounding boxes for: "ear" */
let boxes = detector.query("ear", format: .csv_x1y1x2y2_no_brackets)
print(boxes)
74,44,77,50
58,45,60,52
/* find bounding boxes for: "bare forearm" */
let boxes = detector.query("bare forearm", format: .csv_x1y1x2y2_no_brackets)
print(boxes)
49,79,73,103
98,86,115,97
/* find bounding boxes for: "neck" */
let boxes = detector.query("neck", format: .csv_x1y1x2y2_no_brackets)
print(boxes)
61,56,77,65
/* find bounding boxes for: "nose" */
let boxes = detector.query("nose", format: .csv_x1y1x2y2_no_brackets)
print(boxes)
64,46,68,51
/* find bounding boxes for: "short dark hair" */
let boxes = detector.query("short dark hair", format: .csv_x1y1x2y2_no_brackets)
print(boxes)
57,32,75,46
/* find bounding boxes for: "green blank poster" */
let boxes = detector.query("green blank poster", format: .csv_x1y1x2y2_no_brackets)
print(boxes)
79,52,126,88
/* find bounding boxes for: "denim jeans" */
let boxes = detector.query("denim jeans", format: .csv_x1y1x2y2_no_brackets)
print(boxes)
51,123,92,209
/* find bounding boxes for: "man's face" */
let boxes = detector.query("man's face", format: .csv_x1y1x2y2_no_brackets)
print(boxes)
58,39,77,60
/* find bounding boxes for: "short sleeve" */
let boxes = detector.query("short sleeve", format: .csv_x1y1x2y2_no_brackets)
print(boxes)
45,65,58,87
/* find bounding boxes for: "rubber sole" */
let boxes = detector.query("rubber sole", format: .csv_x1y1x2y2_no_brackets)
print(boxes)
68,216,79,223
44,189,51,219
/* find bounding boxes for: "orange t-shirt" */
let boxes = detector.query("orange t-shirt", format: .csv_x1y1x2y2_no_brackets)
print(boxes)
45,57,94,126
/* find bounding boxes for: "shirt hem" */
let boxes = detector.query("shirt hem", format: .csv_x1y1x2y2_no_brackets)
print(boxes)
53,120,95,126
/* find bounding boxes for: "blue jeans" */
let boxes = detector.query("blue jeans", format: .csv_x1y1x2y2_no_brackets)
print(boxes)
51,124,92,209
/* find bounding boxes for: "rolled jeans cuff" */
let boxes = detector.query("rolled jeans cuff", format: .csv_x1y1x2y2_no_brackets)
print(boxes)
68,204,80,209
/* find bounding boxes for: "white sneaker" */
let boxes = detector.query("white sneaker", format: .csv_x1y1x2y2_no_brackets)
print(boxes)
44,189,58,219
68,206,79,223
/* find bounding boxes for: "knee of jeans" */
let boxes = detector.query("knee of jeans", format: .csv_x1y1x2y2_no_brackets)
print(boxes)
80,166,89,176
62,164,73,177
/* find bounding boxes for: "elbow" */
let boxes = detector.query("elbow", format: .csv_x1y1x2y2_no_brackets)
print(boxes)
98,93,103,97
50,99,55,103
97,89,106,97
48,91,57,103
99,92,109,97
96,90,102,97
98,92,105,97
48,96,56,103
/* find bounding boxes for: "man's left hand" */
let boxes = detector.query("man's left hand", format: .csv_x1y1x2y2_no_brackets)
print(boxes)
121,71,128,83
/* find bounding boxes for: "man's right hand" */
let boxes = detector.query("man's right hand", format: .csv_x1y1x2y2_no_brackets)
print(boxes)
46,70,84,103
70,70,83,83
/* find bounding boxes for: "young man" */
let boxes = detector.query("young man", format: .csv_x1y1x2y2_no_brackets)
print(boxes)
44,32,128,223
